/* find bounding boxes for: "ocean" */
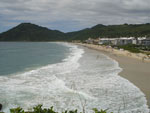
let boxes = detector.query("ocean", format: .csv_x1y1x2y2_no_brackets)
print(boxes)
0,42,149,113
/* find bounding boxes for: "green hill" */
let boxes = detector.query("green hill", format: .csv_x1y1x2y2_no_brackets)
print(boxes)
67,23,150,41
0,23,66,41
0,23,150,41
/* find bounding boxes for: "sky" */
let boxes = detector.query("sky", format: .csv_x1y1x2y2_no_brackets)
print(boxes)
0,0,150,33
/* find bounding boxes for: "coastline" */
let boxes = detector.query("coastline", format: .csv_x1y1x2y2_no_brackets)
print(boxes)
75,43,150,107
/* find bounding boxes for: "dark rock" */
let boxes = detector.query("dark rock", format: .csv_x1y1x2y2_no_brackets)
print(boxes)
0,103,2,111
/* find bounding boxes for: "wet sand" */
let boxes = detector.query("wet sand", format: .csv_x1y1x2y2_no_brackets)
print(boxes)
105,51,150,107
76,43,150,106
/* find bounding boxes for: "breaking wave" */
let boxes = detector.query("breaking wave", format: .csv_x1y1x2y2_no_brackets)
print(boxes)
0,43,149,113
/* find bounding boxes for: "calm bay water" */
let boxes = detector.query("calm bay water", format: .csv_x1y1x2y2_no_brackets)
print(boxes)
0,42,70,75
0,42,149,113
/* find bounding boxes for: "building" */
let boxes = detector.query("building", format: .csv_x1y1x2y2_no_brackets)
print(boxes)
117,37,133,45
86,37,150,46
140,38,150,46
85,38,100,44
85,38,94,44
137,37,146,45
99,38,117,45
132,38,138,45
99,37,135,45
93,38,100,44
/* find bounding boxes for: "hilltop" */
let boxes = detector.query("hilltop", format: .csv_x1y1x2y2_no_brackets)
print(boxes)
66,23,150,41
0,23,150,41
0,23,66,41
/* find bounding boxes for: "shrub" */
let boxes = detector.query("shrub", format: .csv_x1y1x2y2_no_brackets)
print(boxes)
8,105,112,113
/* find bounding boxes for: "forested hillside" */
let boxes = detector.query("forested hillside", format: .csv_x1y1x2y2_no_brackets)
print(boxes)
0,23,150,41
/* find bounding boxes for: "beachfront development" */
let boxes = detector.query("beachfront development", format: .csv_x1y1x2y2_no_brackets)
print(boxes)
85,37,150,46
75,37,150,60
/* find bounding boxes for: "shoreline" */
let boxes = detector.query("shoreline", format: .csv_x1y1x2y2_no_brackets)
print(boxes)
76,43,150,107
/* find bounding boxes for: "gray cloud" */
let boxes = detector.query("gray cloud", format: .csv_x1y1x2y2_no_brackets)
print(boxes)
0,0,150,32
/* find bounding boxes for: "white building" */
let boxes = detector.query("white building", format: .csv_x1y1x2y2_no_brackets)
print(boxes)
117,37,134,45
99,37,135,45
137,37,146,45
99,38,118,45
89,37,150,46
140,38,150,46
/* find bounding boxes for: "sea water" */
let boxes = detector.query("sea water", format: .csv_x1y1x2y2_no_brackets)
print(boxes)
0,42,149,113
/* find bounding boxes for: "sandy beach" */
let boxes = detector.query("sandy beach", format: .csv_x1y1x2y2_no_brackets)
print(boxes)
76,43,150,107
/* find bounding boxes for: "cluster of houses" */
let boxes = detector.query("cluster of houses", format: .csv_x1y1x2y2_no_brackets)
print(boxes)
85,37,150,46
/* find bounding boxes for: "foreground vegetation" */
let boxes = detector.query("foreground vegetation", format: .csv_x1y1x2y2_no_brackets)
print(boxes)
0,105,112,113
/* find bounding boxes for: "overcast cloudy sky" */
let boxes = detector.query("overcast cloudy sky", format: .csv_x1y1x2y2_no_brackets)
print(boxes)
0,0,150,32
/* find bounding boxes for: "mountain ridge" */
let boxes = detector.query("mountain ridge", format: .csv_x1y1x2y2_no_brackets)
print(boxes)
0,23,150,41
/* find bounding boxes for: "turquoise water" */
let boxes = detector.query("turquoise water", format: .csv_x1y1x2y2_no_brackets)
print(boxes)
0,42,70,75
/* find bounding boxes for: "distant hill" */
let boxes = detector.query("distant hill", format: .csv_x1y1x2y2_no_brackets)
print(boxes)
66,23,150,41
0,23,66,41
0,23,150,41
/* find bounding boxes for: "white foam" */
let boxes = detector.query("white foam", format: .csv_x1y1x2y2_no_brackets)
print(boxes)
0,43,149,113
0,42,86,113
